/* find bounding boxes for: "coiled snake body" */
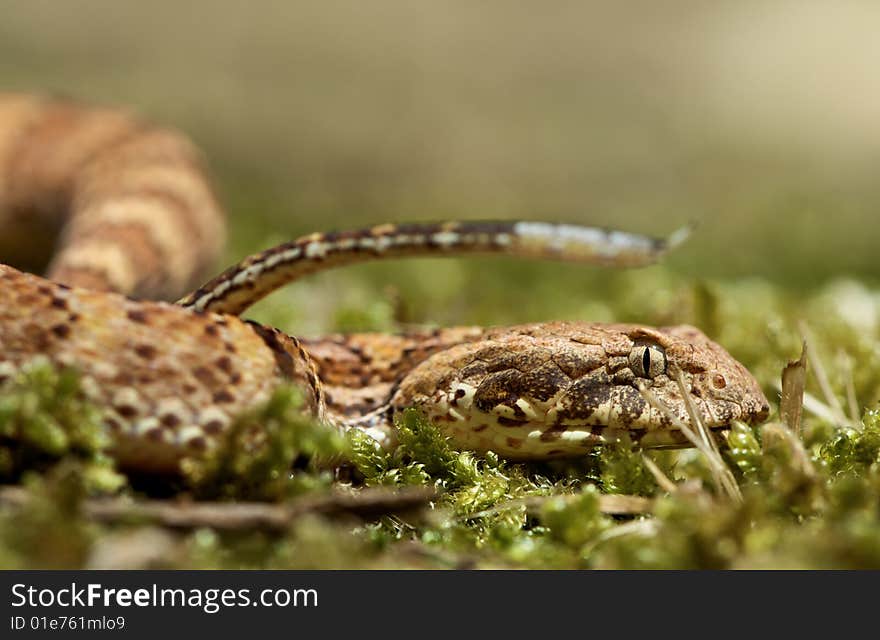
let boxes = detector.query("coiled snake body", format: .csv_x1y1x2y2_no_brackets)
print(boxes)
0,94,769,475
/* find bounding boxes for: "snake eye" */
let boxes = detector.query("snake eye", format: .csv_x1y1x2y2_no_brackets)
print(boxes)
630,343,667,379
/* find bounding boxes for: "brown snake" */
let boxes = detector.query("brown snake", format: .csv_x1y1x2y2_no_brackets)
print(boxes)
0,94,770,475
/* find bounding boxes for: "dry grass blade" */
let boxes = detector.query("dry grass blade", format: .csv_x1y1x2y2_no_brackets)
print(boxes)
780,341,808,436
771,381,838,424
675,370,742,501
587,519,659,551
594,494,655,515
641,454,678,494
639,377,742,503
838,349,861,426
799,321,848,426
760,423,817,481
675,369,717,454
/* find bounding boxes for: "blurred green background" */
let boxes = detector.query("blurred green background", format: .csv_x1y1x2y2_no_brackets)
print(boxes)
3,1,880,333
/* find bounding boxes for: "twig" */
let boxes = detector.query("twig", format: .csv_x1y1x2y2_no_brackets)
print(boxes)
0,485,438,531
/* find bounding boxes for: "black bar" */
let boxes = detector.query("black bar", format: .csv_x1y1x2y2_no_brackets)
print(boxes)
0,570,874,637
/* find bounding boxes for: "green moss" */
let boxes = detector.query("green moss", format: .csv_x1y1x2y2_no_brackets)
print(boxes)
818,410,880,477
598,438,659,496
182,385,348,501
0,358,124,493
349,409,527,515
725,421,763,481
0,464,97,569
539,487,612,549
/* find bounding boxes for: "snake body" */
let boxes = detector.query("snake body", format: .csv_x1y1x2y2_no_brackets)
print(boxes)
0,93,225,299
0,94,770,475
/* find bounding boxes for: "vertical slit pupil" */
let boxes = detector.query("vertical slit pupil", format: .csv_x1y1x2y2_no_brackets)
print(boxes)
642,347,652,376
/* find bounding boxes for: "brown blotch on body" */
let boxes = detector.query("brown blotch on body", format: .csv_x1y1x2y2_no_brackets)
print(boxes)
246,321,298,379
193,366,218,387
50,323,71,338
112,371,136,387
187,436,208,452
497,416,529,427
473,371,521,413
134,344,157,359
23,324,51,350
628,428,646,442
160,413,181,428
116,405,138,418
539,425,567,442
203,420,224,434
215,356,234,374
126,309,149,324
611,386,647,423
557,376,612,421
213,390,235,404
553,349,605,380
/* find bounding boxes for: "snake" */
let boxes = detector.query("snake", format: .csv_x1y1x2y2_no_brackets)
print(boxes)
0,94,770,475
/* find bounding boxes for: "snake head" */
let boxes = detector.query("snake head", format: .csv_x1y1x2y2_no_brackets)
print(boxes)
623,324,770,446
391,321,770,458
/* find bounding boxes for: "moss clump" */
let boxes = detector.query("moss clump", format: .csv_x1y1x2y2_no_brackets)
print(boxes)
350,409,537,521
598,438,662,496
0,358,124,493
182,385,349,501
0,464,98,569
351,410,559,558
818,409,880,477
588,415,880,569
349,401,880,568
184,515,389,570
